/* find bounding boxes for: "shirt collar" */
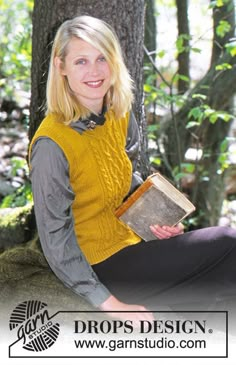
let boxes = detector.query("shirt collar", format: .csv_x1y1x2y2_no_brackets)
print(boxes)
70,106,107,135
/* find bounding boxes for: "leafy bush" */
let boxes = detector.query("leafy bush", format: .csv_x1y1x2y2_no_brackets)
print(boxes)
0,0,33,100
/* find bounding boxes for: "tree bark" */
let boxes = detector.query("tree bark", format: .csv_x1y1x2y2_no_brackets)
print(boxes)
210,0,235,65
29,0,149,175
144,0,157,59
176,0,190,94
162,52,236,161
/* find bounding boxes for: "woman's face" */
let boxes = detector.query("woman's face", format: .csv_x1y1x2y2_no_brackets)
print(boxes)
58,37,112,114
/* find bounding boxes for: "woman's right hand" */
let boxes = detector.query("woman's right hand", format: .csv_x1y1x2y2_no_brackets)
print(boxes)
99,295,154,327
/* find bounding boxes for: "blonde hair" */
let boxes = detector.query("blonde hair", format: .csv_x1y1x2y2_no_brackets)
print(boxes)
46,15,134,123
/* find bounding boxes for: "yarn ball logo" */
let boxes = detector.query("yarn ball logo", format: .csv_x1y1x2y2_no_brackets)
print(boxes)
9,300,60,352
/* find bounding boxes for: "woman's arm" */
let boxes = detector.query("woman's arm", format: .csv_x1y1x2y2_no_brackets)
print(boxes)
30,138,111,307
125,111,143,195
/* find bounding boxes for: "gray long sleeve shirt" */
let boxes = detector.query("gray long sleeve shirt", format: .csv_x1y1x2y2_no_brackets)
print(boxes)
30,112,143,307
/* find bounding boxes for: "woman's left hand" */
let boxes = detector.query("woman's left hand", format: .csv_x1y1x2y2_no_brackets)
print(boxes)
149,223,184,240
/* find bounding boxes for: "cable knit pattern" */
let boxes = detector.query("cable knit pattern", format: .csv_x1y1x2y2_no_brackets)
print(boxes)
29,111,141,264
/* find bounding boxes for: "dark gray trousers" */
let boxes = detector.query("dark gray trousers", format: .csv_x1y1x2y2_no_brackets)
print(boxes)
93,227,236,310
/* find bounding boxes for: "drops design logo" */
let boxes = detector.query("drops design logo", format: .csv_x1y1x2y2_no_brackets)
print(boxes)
9,300,60,352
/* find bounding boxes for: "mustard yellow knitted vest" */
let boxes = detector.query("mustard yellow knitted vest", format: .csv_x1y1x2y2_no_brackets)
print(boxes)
29,111,141,264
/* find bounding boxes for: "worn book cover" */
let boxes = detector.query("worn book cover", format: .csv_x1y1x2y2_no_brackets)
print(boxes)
115,172,196,241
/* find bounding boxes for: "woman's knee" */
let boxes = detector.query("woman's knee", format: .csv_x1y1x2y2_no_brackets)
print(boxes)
212,226,236,245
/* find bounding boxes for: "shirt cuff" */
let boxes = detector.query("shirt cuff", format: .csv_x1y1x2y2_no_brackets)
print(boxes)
85,284,111,307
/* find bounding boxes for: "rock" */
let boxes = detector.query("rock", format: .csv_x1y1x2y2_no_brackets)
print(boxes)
0,203,36,251
229,201,236,213
0,236,95,312
218,216,231,227
0,178,15,196
225,165,236,196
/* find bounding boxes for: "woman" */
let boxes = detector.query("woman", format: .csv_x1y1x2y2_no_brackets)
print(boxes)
29,15,236,324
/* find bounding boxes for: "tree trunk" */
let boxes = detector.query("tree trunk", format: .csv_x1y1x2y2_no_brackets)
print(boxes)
162,0,235,227
29,0,149,175
163,54,236,161
176,0,190,94
144,0,157,60
142,0,157,175
210,0,235,65
196,0,236,226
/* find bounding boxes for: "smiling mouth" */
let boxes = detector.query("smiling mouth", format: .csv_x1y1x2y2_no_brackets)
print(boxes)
85,80,104,88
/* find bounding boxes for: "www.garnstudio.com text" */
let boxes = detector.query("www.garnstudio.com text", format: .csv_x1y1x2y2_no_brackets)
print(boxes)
74,337,206,351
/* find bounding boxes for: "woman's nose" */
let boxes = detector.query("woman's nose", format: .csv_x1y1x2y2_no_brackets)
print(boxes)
89,62,100,75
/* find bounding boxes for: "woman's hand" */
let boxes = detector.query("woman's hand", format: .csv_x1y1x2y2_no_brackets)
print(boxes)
99,295,154,327
149,223,184,239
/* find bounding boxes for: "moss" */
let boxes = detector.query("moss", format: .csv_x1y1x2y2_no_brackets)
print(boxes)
0,236,94,312
0,203,36,250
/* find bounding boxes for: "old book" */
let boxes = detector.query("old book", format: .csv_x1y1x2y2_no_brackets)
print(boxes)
115,172,196,241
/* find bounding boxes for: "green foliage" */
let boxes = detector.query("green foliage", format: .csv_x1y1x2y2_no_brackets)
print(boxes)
210,0,232,8
173,163,196,182
0,0,33,99
176,34,191,54
187,101,234,127
9,157,27,177
0,157,33,208
216,20,231,38
225,40,236,56
0,182,33,208
155,0,175,7
176,34,201,56
218,137,236,173
144,70,186,109
215,63,232,70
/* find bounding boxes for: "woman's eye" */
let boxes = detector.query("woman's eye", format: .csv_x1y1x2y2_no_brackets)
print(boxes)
98,56,106,62
75,59,86,65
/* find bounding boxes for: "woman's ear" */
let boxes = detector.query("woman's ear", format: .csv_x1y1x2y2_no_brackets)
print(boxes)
54,57,66,75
